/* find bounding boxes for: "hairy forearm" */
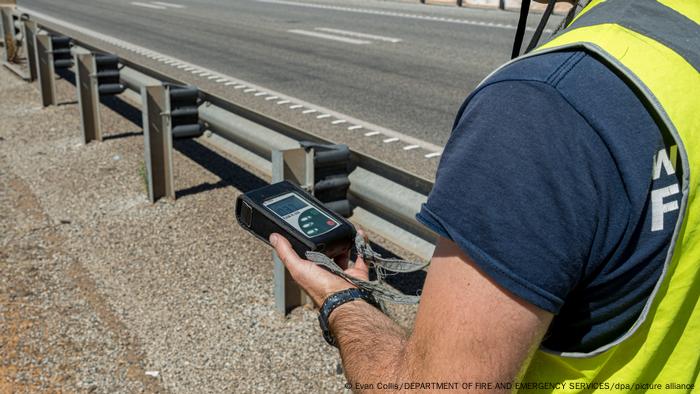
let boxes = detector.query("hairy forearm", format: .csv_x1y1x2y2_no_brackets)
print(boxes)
329,301,410,391
316,237,555,393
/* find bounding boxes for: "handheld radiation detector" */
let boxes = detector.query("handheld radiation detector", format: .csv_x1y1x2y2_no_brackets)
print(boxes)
235,181,356,258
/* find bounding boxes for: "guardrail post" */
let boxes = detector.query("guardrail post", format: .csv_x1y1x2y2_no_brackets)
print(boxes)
24,19,37,81
0,7,14,63
35,32,56,106
0,8,32,80
141,83,175,203
271,147,314,314
74,48,102,143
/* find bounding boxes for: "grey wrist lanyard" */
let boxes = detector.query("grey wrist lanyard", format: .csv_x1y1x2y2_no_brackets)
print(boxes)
305,234,429,305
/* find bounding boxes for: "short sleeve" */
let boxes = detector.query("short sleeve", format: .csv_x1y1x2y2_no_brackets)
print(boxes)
417,80,616,313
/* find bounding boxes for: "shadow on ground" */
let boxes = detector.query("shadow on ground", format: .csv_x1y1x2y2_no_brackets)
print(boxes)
56,68,426,297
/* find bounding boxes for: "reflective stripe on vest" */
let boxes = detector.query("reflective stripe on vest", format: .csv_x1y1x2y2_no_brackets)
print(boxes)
509,0,700,390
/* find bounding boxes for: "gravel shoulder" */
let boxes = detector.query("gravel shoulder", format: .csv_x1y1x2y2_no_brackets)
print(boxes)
0,65,418,393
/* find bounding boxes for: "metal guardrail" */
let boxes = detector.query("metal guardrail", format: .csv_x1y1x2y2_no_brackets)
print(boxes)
120,66,437,245
121,62,438,248
2,8,438,311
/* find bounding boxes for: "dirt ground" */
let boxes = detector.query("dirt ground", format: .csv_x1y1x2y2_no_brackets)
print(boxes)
0,65,418,393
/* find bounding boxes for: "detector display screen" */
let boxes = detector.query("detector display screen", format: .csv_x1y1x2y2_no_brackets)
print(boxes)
264,192,339,238
267,195,307,217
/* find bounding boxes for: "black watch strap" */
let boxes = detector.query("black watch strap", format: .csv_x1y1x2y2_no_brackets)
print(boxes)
318,288,380,347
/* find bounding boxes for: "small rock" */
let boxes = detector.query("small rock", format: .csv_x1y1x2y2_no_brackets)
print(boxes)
112,155,121,161
145,370,159,378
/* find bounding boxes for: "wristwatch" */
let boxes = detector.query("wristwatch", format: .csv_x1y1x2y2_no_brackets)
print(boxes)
318,288,380,347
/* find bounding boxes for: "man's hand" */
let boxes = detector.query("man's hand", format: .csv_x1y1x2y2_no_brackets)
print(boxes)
272,233,554,391
269,233,367,307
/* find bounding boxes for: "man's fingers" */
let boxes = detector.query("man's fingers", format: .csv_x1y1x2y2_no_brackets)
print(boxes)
349,250,369,279
355,255,369,269
357,229,369,244
355,229,370,272
270,233,314,279
334,249,351,269
270,233,359,306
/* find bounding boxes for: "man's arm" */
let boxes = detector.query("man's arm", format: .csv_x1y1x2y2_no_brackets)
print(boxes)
271,234,553,391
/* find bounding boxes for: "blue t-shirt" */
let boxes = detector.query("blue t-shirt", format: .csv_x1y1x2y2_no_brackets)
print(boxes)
417,50,682,353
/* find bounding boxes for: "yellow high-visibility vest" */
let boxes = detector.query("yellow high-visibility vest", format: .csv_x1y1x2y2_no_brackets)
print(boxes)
506,0,700,391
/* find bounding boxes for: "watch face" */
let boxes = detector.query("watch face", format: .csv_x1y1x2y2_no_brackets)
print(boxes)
264,192,339,238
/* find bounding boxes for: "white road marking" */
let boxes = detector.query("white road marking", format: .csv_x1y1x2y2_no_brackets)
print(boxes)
403,145,420,150
332,119,346,125
265,96,279,100
364,131,380,136
316,114,331,119
259,0,549,32
383,137,399,143
302,109,317,114
288,29,370,45
243,88,256,93
254,92,268,96
20,7,445,159
208,75,219,79
234,85,247,89
216,78,228,82
276,100,290,105
225,82,237,86
151,1,185,8
315,28,401,43
200,72,211,77
131,2,166,10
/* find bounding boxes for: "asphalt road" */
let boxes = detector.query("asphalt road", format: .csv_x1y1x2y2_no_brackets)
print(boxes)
19,0,559,147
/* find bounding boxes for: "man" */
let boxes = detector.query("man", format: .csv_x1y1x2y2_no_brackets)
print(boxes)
271,0,699,390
